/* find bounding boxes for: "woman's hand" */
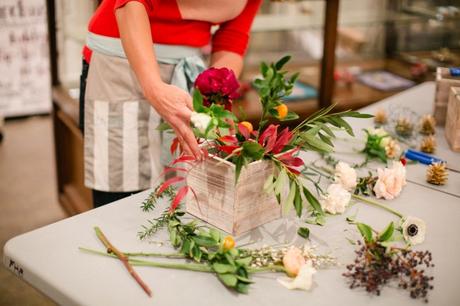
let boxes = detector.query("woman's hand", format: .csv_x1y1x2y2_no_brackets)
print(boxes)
146,81,202,159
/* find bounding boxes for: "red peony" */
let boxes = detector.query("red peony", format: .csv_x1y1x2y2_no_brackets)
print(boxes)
194,67,240,110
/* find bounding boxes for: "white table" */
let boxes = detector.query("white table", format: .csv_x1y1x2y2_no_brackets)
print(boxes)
4,82,460,306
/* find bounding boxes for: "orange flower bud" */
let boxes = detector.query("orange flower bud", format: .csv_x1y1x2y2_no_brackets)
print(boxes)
222,235,235,251
276,104,288,119
240,121,253,133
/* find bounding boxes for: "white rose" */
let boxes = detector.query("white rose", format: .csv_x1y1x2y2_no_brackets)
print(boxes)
401,216,426,245
277,260,316,291
334,161,357,191
373,161,407,200
367,127,390,148
320,184,351,215
190,112,211,133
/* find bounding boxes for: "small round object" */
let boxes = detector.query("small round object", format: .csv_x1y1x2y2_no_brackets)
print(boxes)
275,104,288,119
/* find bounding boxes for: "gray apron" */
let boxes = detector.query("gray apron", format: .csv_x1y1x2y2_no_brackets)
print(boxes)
84,32,206,192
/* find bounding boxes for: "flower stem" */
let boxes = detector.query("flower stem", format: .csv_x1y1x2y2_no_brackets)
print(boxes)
249,265,286,273
351,194,403,218
93,227,153,297
123,251,186,259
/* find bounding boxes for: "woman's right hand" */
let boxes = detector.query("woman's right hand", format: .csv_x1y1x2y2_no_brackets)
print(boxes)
145,81,202,160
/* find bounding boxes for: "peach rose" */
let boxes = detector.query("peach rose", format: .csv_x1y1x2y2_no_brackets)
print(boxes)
373,161,407,200
282,247,306,277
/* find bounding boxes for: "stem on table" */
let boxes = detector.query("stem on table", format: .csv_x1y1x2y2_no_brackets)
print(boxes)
93,227,153,297
123,251,186,259
351,194,403,218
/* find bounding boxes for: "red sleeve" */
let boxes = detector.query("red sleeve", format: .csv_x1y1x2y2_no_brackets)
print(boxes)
211,0,262,56
114,0,153,11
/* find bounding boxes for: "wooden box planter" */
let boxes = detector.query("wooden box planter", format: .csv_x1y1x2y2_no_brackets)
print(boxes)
434,67,460,126
445,87,460,152
185,156,281,236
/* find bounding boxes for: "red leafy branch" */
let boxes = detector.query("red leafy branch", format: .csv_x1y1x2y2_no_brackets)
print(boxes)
94,227,152,297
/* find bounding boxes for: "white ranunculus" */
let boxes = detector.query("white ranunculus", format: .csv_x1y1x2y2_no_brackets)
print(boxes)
334,161,357,191
277,260,316,291
401,216,426,245
190,112,211,133
373,161,407,200
367,127,391,148
320,183,351,215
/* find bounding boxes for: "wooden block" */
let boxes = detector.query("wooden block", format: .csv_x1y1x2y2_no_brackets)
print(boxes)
185,156,281,236
445,87,460,152
434,67,460,125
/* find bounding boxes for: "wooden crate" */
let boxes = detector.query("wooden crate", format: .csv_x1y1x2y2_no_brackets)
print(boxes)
185,156,281,236
445,87,460,152
434,68,460,125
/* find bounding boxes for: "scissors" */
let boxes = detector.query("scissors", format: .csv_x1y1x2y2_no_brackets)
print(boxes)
404,149,460,173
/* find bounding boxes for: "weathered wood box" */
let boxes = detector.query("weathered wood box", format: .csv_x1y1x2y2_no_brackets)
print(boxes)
185,156,281,236
434,67,460,125
445,87,460,152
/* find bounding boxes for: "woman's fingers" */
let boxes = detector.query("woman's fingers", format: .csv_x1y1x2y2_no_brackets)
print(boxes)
176,121,202,159
184,93,193,110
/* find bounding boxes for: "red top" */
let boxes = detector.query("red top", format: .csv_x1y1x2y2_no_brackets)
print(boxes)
83,0,262,62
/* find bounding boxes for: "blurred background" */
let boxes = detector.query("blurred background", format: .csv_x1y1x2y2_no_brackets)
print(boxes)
1,0,460,304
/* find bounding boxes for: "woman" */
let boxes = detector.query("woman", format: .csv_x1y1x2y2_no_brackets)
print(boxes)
80,0,262,207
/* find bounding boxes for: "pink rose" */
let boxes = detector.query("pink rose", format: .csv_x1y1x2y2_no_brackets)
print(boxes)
283,247,306,277
373,161,407,200
194,68,240,109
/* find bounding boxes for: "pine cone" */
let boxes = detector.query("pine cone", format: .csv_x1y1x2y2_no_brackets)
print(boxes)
395,117,414,137
419,114,436,135
420,135,436,153
374,109,388,125
426,162,448,185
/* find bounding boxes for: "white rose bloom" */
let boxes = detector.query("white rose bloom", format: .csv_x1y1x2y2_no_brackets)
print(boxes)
334,161,357,191
367,127,391,148
373,161,407,200
320,184,351,215
190,112,211,133
401,216,426,245
277,260,316,291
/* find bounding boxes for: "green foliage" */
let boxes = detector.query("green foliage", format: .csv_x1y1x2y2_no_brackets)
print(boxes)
253,55,299,130
297,227,310,239
357,223,374,243
361,129,389,163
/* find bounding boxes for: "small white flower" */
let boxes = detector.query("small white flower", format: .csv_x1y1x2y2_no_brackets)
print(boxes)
401,216,426,245
277,260,316,291
190,112,211,133
367,127,391,148
373,161,407,200
334,161,357,191
320,184,351,215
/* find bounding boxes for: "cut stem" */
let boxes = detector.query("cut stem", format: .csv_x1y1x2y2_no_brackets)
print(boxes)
93,227,153,297
351,194,403,218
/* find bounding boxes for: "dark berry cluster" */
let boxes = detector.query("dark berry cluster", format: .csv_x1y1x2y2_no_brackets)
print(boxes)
343,241,434,302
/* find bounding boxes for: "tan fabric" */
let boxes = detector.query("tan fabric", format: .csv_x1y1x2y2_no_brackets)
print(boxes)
84,51,174,192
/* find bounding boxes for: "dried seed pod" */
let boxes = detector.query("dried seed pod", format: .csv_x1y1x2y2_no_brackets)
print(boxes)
419,115,436,135
426,162,448,185
395,117,414,137
420,135,436,153
374,109,388,125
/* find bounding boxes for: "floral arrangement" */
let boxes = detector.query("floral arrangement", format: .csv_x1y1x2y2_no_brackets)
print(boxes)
159,56,371,219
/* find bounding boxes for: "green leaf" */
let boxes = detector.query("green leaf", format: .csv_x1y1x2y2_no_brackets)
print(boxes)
193,90,205,112
209,228,222,242
329,116,354,136
235,257,252,267
213,263,236,274
341,111,373,119
260,62,269,76
302,187,324,215
236,282,249,294
242,141,264,160
192,236,217,247
300,133,333,153
357,223,374,243
263,174,275,193
283,181,296,215
378,222,394,242
280,111,299,121
274,169,288,195
294,184,302,217
235,274,253,283
297,227,310,239
275,55,291,70
156,122,172,131
217,273,238,287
